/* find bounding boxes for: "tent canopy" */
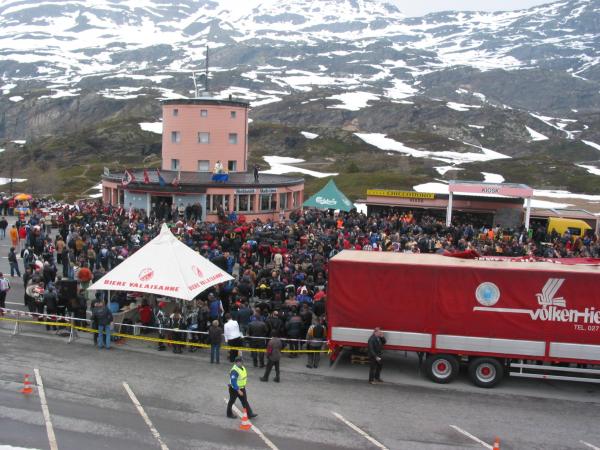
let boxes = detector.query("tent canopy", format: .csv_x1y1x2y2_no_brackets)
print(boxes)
88,224,233,300
303,179,353,212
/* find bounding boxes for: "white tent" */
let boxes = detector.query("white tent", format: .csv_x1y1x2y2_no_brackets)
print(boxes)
88,224,233,300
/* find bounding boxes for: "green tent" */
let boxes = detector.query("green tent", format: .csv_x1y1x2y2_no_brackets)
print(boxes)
303,179,354,212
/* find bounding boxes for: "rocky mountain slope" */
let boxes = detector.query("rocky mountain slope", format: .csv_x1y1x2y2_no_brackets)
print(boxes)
0,0,599,204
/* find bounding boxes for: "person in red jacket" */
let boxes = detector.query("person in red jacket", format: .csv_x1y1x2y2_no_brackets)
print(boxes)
137,299,153,333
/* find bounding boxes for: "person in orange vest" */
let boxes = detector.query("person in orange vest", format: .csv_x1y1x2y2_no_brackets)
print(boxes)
9,225,18,248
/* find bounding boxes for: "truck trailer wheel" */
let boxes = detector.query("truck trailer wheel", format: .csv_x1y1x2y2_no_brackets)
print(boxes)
468,357,504,388
424,354,459,384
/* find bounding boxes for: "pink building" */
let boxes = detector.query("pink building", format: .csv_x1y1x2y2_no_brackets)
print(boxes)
102,97,304,222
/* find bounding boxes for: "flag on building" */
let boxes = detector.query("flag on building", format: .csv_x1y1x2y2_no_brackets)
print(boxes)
143,168,150,184
156,169,166,187
122,169,135,186
171,170,180,187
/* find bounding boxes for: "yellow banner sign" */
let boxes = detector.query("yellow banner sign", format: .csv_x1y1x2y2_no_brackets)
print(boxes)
367,189,435,199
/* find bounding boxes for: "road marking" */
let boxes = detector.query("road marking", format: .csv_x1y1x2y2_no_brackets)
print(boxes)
449,425,493,449
34,368,58,450
331,411,388,450
123,382,169,450
223,398,279,450
581,441,600,450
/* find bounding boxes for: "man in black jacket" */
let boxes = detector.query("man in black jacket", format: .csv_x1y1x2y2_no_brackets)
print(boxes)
247,315,268,368
367,327,386,384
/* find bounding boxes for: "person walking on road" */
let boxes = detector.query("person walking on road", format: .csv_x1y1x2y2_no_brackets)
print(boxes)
260,330,283,382
9,225,18,248
8,247,21,277
368,327,386,384
226,356,257,419
0,217,7,239
0,273,10,316
208,320,223,364
91,298,113,350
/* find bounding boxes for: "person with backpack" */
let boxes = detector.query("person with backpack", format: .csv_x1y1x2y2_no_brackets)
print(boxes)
91,298,113,350
8,247,21,277
306,317,326,369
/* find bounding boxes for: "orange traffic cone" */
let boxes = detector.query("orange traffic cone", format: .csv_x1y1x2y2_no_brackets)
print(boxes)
20,374,33,395
493,437,500,450
239,408,252,430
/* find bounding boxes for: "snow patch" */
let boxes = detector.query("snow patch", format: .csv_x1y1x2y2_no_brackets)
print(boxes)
354,133,510,165
139,122,162,134
12,140,26,145
481,172,505,183
386,79,417,100
533,189,600,201
326,92,379,111
9,96,24,102
300,131,319,140
39,89,80,99
576,164,600,176
0,177,27,185
468,124,484,129
582,140,600,152
261,156,337,178
446,102,481,112
525,126,548,141
435,166,464,175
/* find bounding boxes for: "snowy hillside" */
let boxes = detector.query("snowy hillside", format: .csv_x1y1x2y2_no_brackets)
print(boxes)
0,0,598,111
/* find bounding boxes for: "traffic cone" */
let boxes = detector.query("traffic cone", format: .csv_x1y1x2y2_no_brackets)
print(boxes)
239,408,252,430
20,374,33,395
493,437,500,450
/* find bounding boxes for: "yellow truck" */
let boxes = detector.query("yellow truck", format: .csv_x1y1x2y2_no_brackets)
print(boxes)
547,217,592,238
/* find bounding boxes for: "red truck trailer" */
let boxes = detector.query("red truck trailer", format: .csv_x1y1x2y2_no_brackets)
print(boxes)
327,251,600,387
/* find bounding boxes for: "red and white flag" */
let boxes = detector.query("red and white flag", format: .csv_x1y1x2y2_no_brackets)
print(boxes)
122,169,136,186
143,168,150,184
171,170,180,187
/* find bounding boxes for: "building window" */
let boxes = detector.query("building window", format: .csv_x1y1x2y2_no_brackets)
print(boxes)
198,132,210,144
171,131,181,143
292,191,299,208
171,159,180,170
198,160,210,172
279,192,288,210
228,160,237,172
235,194,255,212
229,133,238,144
173,108,178,116
200,109,208,117
260,193,276,211
207,194,229,213
230,111,237,119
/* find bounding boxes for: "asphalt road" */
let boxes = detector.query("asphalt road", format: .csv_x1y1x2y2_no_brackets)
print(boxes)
1,218,600,450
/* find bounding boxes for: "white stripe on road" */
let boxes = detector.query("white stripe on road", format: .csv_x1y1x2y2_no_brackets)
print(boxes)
581,441,600,450
223,398,279,450
449,425,493,449
123,382,169,450
332,411,388,450
33,368,58,450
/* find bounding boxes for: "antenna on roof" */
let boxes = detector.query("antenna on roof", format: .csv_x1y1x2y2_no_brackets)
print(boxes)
192,45,210,98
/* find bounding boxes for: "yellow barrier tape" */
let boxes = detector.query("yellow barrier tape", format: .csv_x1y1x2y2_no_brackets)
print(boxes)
0,316,329,353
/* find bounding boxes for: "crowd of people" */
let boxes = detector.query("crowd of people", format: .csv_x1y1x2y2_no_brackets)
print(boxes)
3,199,600,373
